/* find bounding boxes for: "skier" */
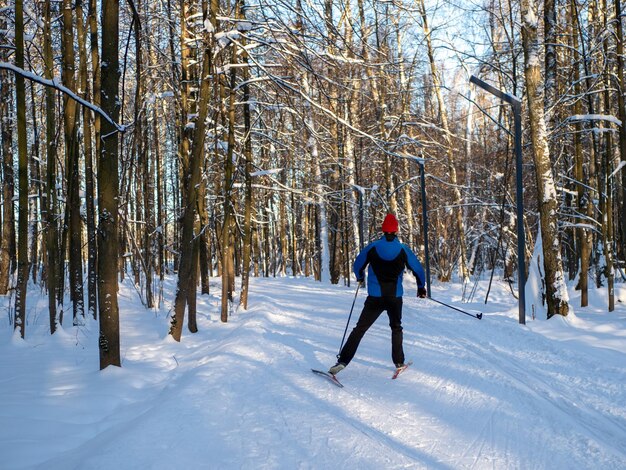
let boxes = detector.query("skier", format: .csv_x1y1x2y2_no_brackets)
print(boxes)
329,213,427,375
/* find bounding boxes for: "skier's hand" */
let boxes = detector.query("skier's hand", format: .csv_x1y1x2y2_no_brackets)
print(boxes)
357,278,365,288
417,287,427,298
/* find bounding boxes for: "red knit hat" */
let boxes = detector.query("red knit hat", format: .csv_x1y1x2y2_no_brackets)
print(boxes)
381,213,399,233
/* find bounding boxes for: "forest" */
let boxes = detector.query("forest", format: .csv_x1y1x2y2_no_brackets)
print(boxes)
0,0,624,369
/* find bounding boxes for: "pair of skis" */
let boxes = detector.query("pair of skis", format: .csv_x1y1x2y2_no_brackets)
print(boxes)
311,361,412,388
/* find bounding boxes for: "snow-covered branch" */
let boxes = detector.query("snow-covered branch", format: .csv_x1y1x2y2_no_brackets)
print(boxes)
0,61,126,133
567,114,622,126
609,160,626,179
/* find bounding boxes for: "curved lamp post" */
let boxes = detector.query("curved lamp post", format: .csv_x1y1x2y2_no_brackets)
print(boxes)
470,75,526,325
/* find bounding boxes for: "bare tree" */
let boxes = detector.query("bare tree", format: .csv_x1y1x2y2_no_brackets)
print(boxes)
417,0,469,283
170,0,216,340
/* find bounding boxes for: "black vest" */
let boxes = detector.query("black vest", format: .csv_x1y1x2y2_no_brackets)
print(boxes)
367,247,407,297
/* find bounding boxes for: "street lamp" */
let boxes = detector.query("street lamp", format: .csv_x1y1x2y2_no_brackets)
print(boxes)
394,153,432,298
418,157,432,298
470,75,526,325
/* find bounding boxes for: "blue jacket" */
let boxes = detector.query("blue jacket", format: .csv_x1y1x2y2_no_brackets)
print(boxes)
353,235,425,297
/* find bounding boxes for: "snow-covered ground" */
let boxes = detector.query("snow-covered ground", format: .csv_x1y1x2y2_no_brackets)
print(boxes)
1,276,625,469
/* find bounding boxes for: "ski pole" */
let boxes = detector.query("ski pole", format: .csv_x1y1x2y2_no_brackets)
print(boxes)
337,283,360,358
427,297,483,320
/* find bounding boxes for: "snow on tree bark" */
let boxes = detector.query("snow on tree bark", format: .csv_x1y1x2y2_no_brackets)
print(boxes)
521,0,570,318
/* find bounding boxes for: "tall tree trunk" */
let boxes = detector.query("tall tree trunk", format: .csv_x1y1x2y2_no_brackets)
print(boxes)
574,0,602,288
300,72,331,282
394,15,416,248
601,0,615,311
155,104,165,283
279,157,288,276
187,241,199,333
570,0,590,307
170,0,215,340
0,27,15,295
344,99,362,252
88,0,101,317
99,0,122,368
62,0,85,323
43,0,60,331
197,176,210,295
221,15,239,321
178,0,200,324
303,202,311,277
129,0,155,309
76,0,98,319
615,0,626,261
27,76,41,285
240,0,253,309
143,137,155,308
521,0,570,318
14,0,29,338
544,0,557,117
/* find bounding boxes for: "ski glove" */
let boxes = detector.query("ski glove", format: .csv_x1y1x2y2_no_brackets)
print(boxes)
357,278,365,288
417,287,427,298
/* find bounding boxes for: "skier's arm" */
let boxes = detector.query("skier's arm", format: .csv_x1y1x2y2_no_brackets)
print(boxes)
403,245,426,288
353,244,373,281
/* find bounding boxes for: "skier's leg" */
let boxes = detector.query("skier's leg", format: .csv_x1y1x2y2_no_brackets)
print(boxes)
338,296,384,365
386,297,405,366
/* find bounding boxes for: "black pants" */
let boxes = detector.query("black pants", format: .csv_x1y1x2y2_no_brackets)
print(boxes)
338,295,404,366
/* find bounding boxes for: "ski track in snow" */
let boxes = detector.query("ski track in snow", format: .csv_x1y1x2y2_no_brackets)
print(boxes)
0,276,625,469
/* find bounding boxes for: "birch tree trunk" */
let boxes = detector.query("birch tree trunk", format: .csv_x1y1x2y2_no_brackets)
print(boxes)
27,79,41,285
344,99,362,252
394,15,416,247
521,0,570,318
154,103,165,284
302,72,331,282
341,0,362,253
